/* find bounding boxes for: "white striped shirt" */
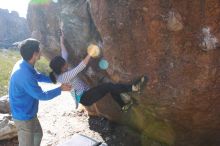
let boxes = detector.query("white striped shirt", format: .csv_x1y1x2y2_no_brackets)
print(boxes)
56,61,89,96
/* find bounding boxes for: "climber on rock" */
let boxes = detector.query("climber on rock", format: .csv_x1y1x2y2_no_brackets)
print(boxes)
49,28,148,112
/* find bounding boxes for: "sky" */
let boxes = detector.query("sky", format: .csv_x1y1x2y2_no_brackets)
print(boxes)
0,0,30,18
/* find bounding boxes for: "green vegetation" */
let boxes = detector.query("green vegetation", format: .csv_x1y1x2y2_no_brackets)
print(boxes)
35,56,51,75
0,49,51,97
30,0,50,5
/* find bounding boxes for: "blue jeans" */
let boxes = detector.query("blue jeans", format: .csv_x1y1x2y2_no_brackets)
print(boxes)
13,117,43,146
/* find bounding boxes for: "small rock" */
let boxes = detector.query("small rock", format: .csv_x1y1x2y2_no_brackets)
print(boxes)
167,11,183,31
105,137,110,141
47,130,52,135
143,7,148,12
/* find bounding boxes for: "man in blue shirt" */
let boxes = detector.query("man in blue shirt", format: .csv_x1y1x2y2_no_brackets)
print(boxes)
9,38,71,146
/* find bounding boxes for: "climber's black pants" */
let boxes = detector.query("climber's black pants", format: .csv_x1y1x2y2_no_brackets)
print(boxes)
80,83,132,107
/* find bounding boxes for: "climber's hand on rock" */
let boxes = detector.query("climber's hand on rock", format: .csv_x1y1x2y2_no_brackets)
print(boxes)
87,44,100,58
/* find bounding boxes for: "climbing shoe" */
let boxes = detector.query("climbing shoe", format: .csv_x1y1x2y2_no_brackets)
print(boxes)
121,100,133,112
120,93,131,104
132,75,148,93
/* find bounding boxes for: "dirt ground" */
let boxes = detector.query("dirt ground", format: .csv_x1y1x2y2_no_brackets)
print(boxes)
0,83,141,146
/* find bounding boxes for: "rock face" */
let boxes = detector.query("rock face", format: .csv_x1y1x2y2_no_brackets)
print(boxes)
0,95,10,113
0,96,17,141
0,114,17,141
27,0,220,146
27,0,100,62
0,9,30,48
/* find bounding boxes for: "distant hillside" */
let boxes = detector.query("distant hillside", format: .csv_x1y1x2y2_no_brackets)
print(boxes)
0,9,30,48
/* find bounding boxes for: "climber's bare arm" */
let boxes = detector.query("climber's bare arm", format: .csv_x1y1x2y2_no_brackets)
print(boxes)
60,30,68,61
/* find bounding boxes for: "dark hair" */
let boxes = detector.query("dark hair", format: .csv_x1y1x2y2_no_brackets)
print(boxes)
49,56,66,83
19,38,40,61
49,72,57,84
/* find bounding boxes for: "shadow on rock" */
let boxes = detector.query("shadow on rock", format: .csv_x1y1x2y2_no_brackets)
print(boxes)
88,116,141,146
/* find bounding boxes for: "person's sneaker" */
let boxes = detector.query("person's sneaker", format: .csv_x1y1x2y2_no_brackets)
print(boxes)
120,93,131,104
132,75,148,93
121,100,133,112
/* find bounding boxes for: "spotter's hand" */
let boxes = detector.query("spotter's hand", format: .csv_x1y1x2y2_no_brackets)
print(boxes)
60,83,72,91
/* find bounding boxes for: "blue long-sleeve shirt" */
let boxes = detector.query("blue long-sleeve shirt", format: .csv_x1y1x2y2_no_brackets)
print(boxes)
9,59,61,120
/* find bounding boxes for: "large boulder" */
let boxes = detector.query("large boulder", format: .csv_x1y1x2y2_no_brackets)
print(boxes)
27,0,100,62
0,114,17,140
27,0,220,146
0,96,16,141
0,95,10,114
0,9,30,48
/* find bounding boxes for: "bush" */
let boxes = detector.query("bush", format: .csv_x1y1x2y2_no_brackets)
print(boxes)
0,49,50,96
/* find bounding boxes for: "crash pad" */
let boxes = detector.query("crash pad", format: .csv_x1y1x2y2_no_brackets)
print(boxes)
57,133,107,146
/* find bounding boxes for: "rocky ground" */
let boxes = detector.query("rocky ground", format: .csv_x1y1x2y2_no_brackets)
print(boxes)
0,83,141,146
